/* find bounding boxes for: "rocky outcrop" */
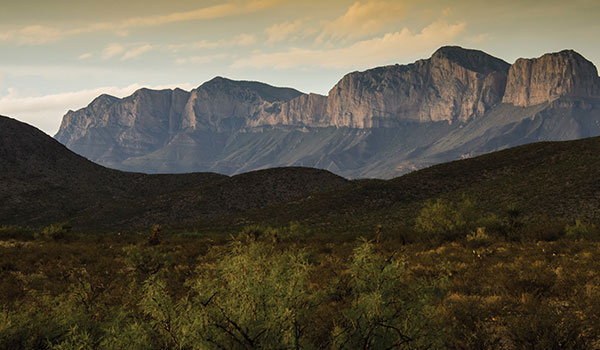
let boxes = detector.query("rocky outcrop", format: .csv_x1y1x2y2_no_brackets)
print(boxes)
181,77,303,131
503,50,600,107
250,93,328,127
55,88,191,162
326,46,510,127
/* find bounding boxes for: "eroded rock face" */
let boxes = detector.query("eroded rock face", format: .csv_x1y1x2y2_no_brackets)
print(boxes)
326,46,510,127
503,50,600,107
250,93,328,127
55,88,191,162
181,77,303,131
55,78,303,163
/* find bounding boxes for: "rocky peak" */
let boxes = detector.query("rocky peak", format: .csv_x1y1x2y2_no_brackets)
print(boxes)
431,46,510,75
503,49,600,107
326,46,510,127
198,76,302,103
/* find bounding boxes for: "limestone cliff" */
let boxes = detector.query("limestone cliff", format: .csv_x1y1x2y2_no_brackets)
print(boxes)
326,46,510,127
249,93,328,127
503,50,600,107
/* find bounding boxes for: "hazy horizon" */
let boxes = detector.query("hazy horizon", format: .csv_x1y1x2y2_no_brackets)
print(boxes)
1,0,599,135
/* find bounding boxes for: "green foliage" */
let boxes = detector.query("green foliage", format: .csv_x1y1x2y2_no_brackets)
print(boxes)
465,227,496,249
191,240,316,349
331,239,445,349
123,246,173,275
34,222,71,241
2,226,600,349
414,197,480,242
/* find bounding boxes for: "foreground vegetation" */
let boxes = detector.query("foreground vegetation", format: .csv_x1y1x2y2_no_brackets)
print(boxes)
1,200,600,349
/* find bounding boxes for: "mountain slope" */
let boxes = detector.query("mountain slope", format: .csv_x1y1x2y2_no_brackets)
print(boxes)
234,135,600,234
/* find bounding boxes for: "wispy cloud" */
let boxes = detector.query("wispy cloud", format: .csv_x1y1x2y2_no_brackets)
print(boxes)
122,44,153,60
232,20,466,70
175,54,230,65
0,83,195,135
78,53,92,60
0,0,280,45
118,0,280,29
316,0,406,43
166,34,257,52
265,19,308,43
102,44,125,59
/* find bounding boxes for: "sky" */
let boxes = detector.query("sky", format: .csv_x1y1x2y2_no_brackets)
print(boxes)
1,0,599,135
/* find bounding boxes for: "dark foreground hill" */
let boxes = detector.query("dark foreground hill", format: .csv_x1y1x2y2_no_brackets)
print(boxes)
0,116,348,229
212,136,600,234
4,114,600,233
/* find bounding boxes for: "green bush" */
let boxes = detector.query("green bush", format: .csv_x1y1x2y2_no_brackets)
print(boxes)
190,240,316,349
331,239,445,349
414,197,479,242
34,223,71,241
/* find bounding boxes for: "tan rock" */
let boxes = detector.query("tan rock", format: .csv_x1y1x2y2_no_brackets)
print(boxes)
503,50,600,107
326,46,510,127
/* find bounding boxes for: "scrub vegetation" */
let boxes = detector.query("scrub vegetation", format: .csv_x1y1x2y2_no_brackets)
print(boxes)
2,199,600,349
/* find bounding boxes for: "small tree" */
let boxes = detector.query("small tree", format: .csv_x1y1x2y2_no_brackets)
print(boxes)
415,197,479,242
331,239,445,349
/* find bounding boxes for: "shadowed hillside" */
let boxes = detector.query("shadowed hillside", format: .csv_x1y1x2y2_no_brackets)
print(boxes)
0,116,348,229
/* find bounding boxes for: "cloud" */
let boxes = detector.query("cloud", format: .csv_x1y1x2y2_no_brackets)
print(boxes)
0,83,195,135
175,54,229,65
265,19,306,43
0,0,280,45
121,44,153,60
102,44,125,59
78,53,92,60
166,34,257,52
0,25,65,45
232,20,466,70
119,0,280,28
317,0,406,43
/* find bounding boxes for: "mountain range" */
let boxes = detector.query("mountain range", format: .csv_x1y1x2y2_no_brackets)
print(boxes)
54,46,600,179
54,46,600,178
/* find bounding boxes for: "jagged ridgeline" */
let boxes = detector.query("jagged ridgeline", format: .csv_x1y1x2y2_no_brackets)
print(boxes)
55,46,600,178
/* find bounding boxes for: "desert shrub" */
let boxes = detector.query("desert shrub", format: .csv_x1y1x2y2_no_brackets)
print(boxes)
279,221,312,241
189,240,316,349
146,225,161,246
49,325,95,350
465,227,496,249
330,239,445,349
415,197,479,242
123,246,173,275
442,295,504,350
237,224,267,242
565,219,600,240
504,299,595,350
34,223,71,241
521,219,566,241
